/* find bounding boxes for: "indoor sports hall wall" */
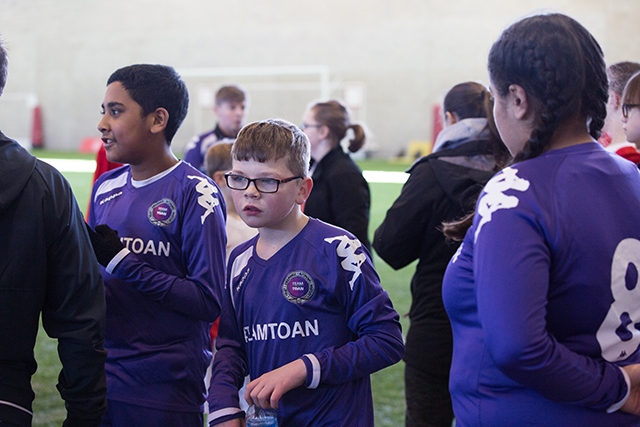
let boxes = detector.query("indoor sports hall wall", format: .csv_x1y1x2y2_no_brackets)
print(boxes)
0,0,638,158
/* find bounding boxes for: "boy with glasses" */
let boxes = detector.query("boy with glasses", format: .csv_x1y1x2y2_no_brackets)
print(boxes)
206,119,404,426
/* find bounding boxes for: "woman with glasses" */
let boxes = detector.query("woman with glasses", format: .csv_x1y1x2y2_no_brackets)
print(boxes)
622,71,640,167
300,99,371,250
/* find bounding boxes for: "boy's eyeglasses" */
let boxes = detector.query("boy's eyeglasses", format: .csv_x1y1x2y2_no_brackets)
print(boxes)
224,173,303,194
622,104,640,118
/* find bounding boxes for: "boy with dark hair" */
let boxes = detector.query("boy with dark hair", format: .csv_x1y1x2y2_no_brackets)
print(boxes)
206,119,404,426
0,37,107,426
86,64,227,426
183,84,249,172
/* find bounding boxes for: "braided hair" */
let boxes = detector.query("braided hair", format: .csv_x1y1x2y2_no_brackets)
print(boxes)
488,13,608,162
443,14,607,242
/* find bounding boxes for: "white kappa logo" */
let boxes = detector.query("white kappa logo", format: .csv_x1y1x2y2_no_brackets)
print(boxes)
475,166,530,242
324,235,366,290
187,175,220,224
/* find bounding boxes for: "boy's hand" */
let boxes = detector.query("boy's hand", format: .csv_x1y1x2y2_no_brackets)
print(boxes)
621,364,640,415
245,358,306,409
85,223,125,267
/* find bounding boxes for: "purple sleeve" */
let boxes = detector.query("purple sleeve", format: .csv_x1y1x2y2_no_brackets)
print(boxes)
106,183,226,322
473,201,627,410
206,264,248,425
305,250,404,387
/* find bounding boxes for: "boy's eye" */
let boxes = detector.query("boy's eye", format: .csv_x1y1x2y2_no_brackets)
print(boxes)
230,175,247,185
257,178,278,186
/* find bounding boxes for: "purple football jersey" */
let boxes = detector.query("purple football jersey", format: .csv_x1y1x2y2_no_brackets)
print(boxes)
89,161,227,412
207,218,404,426
443,143,640,426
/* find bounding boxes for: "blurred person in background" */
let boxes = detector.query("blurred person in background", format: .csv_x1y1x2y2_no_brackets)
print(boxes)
301,99,371,251
374,81,509,427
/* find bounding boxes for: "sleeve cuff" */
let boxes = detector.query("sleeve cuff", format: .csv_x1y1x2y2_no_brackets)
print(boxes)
301,354,321,389
607,367,631,414
208,408,244,426
106,248,130,274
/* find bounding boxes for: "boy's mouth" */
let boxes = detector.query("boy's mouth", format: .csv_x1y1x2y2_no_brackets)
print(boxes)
243,205,261,215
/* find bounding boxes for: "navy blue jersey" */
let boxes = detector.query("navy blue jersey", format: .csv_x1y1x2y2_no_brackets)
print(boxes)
207,218,404,426
183,125,233,172
443,143,640,426
89,161,227,412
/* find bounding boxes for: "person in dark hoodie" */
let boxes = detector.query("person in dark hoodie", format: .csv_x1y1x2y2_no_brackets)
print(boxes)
373,81,510,427
0,38,107,426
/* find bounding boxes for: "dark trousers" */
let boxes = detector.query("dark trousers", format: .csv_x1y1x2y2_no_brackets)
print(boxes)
405,364,454,427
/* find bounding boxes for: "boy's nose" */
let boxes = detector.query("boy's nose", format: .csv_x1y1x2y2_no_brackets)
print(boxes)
97,116,109,133
245,181,261,197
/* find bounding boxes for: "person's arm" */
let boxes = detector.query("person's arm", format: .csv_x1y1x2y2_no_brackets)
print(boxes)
87,181,226,322
325,168,371,248
473,188,628,410
40,164,107,426
207,259,248,426
373,162,440,269
244,242,404,408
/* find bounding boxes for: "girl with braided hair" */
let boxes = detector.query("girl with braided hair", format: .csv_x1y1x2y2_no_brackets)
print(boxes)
442,13,640,425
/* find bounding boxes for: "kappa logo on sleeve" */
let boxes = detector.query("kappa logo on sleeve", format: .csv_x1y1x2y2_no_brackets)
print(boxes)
475,166,530,242
187,175,221,224
324,235,366,290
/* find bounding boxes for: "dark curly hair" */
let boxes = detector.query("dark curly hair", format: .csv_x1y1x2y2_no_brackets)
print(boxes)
488,13,608,163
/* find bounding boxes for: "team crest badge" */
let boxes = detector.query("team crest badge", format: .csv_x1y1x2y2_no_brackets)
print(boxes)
148,198,177,226
282,271,315,304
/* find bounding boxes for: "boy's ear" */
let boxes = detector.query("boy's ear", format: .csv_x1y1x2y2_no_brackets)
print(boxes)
296,177,313,205
149,107,169,135
212,170,227,186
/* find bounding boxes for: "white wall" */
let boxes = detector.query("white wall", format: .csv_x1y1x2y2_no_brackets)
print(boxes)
1,0,639,157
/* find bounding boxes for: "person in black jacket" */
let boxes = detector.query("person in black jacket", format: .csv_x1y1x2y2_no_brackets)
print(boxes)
373,82,510,427
301,99,371,250
0,38,107,426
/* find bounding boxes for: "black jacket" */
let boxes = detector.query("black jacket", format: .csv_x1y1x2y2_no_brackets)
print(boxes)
373,138,498,369
305,147,371,250
0,132,107,426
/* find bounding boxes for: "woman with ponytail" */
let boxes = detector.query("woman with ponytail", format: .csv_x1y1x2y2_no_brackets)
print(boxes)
442,13,640,425
301,99,371,250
